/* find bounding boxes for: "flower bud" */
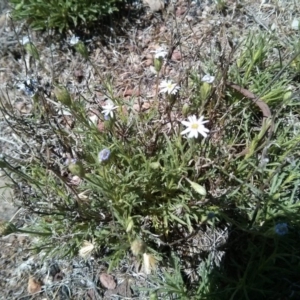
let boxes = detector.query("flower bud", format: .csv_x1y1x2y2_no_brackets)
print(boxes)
126,217,134,233
75,41,89,59
54,86,72,106
79,240,94,258
154,57,163,72
25,42,40,60
200,82,211,101
182,103,190,117
283,91,292,101
68,161,85,177
0,221,17,236
150,162,161,169
150,293,158,300
130,239,147,256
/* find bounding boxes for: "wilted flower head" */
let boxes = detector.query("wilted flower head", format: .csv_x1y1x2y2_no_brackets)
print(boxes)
101,102,118,118
77,190,90,201
98,149,111,162
181,115,209,138
69,35,80,45
20,36,30,45
79,240,94,258
159,80,180,95
152,46,168,72
131,239,147,256
201,74,215,83
143,253,157,275
274,223,288,236
151,46,168,59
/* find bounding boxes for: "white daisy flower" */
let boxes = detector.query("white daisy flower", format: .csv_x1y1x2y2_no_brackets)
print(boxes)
151,46,168,59
101,102,118,118
201,74,215,83
181,115,209,138
159,80,180,95
69,35,80,45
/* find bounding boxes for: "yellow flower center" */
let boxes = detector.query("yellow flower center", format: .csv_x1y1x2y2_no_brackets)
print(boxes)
191,123,199,130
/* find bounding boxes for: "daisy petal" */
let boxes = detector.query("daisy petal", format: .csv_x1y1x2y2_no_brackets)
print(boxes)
181,128,191,135
188,130,197,138
181,120,191,127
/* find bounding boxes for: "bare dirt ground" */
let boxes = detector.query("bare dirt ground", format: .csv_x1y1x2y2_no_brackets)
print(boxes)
0,0,299,299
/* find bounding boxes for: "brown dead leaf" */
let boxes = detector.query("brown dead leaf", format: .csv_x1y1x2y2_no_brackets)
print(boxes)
142,0,164,11
60,115,74,129
15,101,33,114
87,289,96,299
53,272,64,281
74,69,84,83
27,276,41,294
144,58,153,67
164,65,171,75
171,50,182,61
142,102,151,111
99,273,117,290
133,104,141,112
97,121,105,133
176,6,186,16
123,89,141,97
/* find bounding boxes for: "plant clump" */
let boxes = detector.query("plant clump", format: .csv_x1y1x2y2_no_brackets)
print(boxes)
1,0,300,298
9,0,122,32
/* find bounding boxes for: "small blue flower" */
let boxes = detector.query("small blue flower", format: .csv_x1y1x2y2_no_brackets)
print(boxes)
98,149,110,162
207,212,215,219
274,223,288,236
